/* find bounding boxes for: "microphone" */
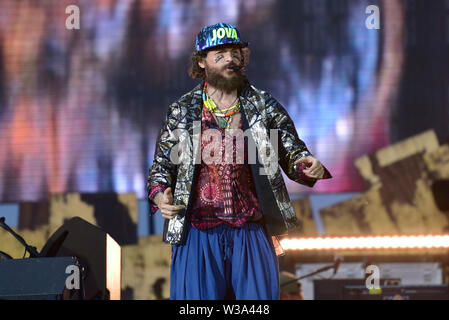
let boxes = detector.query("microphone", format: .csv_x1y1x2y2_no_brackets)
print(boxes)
333,255,343,276
0,216,41,257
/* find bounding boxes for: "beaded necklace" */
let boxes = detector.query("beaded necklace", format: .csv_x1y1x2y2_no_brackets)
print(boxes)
203,82,240,129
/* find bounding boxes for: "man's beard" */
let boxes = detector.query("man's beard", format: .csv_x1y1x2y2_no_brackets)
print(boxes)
205,64,247,93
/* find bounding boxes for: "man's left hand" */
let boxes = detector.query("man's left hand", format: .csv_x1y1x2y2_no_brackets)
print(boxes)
295,156,326,180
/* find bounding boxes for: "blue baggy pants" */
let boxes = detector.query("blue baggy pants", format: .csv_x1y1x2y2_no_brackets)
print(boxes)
170,222,280,300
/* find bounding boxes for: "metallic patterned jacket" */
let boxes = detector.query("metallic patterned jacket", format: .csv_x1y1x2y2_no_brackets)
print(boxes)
147,80,328,245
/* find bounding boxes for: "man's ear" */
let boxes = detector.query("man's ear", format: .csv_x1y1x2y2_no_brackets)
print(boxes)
198,57,206,69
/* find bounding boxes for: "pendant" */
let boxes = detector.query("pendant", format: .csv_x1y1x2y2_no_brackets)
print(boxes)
218,117,228,129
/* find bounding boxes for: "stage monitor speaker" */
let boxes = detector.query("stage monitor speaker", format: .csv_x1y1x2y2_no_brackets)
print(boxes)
342,285,449,300
0,257,79,300
40,217,121,300
314,279,400,300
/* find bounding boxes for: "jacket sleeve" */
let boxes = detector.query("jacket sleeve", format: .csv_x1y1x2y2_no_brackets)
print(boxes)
265,93,331,187
147,103,181,215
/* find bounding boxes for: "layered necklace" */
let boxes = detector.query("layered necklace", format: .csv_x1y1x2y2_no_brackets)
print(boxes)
203,82,240,129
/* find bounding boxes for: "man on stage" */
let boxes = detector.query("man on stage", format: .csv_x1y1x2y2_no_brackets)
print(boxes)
147,22,331,300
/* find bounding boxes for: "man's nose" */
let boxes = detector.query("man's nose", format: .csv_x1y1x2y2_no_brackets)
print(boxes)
224,52,233,63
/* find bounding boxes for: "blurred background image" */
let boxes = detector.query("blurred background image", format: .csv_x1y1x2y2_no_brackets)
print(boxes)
2,0,448,201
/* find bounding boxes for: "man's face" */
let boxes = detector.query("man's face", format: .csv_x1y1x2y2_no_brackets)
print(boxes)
202,45,242,77
198,45,246,92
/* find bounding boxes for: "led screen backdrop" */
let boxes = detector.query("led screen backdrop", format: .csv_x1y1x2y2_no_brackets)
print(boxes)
0,0,448,202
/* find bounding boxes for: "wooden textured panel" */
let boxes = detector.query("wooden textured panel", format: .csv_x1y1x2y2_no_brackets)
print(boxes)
291,197,319,236
121,235,171,300
320,189,398,236
321,131,449,236
375,130,439,167
49,192,138,245
355,130,440,190
425,145,449,179
18,201,50,230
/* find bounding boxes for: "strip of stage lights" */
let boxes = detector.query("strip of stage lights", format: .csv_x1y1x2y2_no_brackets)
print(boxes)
280,235,449,251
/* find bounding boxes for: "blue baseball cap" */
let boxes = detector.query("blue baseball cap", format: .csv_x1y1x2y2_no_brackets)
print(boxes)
195,23,248,52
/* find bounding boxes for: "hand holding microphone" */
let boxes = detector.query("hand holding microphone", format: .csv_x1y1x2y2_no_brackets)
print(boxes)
154,187,185,220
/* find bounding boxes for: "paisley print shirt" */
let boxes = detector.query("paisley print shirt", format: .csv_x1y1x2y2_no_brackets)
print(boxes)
189,105,262,229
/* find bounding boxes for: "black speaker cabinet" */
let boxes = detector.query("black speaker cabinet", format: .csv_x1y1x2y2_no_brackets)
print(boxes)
0,257,79,300
343,285,449,300
40,217,121,300
314,279,401,300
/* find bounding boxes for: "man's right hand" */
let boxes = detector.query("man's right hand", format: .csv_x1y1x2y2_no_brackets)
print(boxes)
153,187,185,220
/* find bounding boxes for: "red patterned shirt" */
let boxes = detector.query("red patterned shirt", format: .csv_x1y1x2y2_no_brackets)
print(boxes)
188,105,262,229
